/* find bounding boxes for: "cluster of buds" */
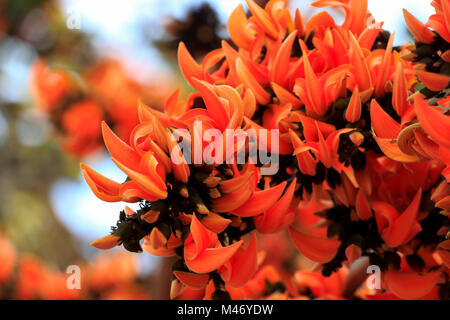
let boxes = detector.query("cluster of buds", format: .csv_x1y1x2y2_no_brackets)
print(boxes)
84,0,450,300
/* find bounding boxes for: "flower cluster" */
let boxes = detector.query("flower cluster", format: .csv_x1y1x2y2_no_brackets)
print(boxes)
30,59,170,156
0,235,149,300
83,0,450,300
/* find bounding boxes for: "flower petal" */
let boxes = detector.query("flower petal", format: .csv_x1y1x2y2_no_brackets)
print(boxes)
271,31,298,87
416,70,450,92
403,9,435,44
255,177,297,233
370,99,402,139
385,270,441,300
236,58,271,105
415,95,450,149
80,163,122,202
227,5,254,51
221,234,258,287
185,241,243,274
177,42,203,86
112,158,168,199
289,227,341,263
384,189,422,248
173,271,209,290
232,181,287,217
102,122,141,171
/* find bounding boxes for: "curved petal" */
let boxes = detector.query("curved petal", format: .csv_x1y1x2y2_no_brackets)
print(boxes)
355,189,373,220
392,62,410,117
385,270,441,300
345,244,362,264
173,271,210,289
227,5,254,50
211,178,255,213
348,0,368,35
112,158,168,199
232,181,287,217
271,30,298,87
190,78,229,131
219,167,255,194
185,214,213,261
164,88,182,117
374,32,394,98
149,228,168,250
177,42,203,86
242,88,257,119
289,227,341,263
289,129,317,175
372,201,398,235
317,122,333,168
370,99,402,139
102,122,141,171
119,181,159,202
373,136,421,162
201,213,232,234
255,177,297,233
415,95,450,149
142,239,175,257
349,32,373,92
90,235,120,250
384,189,422,248
236,58,270,105
294,8,305,37
299,40,327,116
358,22,383,49
403,9,435,44
221,234,258,287
139,152,167,190
185,241,243,274
271,82,302,108
245,0,278,39
80,163,121,202
166,131,190,183
345,86,362,122
416,70,450,92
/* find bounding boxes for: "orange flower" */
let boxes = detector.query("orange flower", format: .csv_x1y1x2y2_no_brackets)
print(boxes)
184,214,243,274
82,121,169,203
289,187,341,264
427,0,450,42
79,0,450,300
254,177,297,233
294,267,348,299
372,189,422,248
403,9,435,44
0,235,16,285
219,233,258,287
230,265,286,300
15,255,81,300
384,270,442,300
30,59,72,112
372,95,450,180
85,251,139,291
311,0,370,36
61,100,104,155
143,228,182,257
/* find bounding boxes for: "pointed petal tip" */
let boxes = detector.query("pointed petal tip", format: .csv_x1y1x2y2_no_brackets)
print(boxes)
90,234,120,250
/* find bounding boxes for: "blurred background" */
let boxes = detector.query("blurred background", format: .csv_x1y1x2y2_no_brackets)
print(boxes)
0,0,433,299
